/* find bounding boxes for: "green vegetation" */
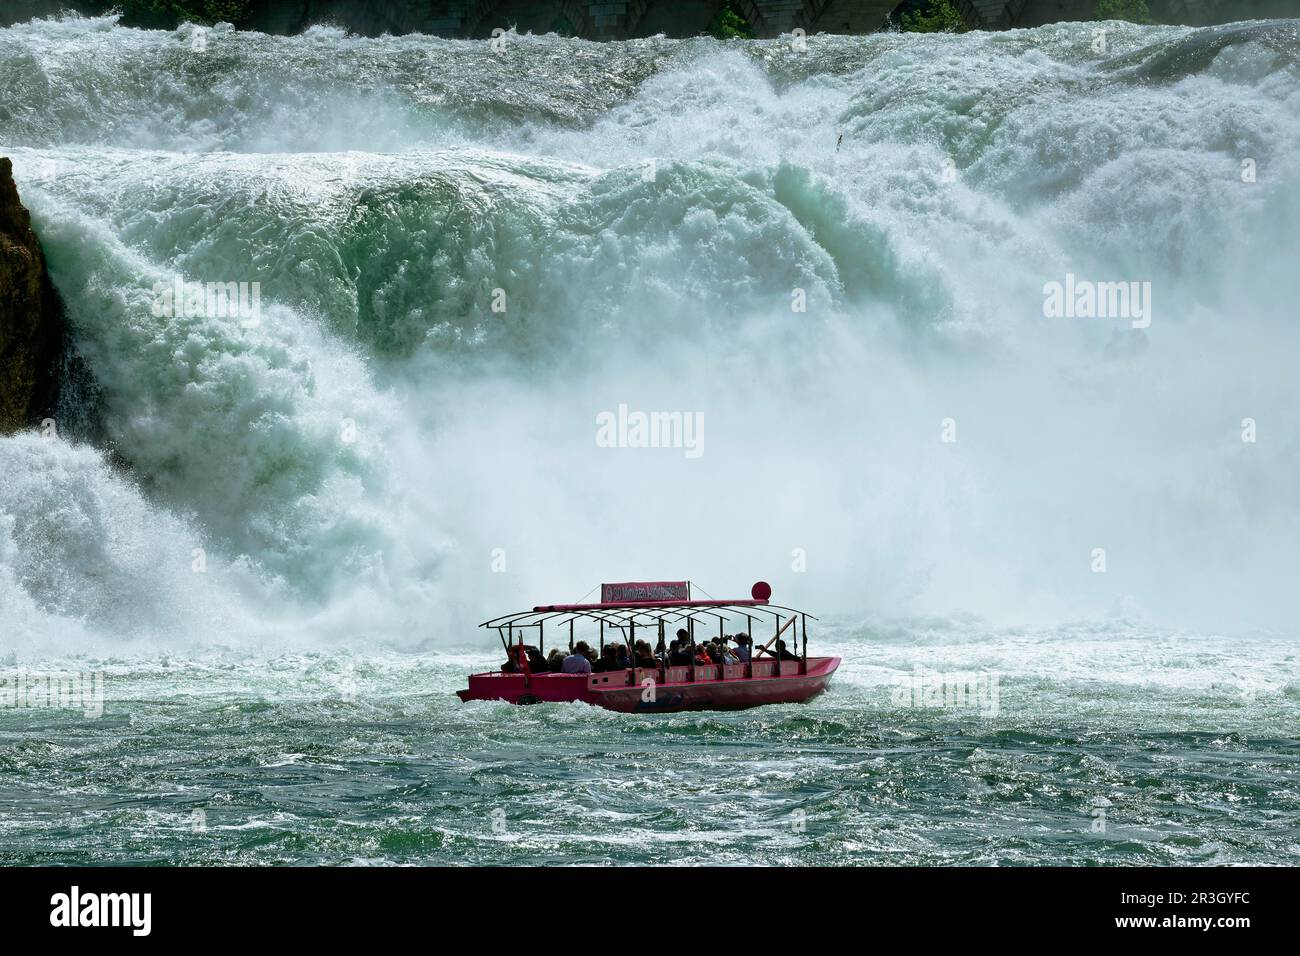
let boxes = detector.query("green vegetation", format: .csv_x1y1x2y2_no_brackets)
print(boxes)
898,0,968,34
1094,0,1155,23
115,0,252,29
707,2,756,40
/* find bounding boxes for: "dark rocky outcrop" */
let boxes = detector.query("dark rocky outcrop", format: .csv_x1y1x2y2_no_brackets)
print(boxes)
4,0,1299,37
0,1,112,28
0,157,64,434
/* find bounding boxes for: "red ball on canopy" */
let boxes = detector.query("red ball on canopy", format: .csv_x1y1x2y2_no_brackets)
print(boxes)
751,581,772,601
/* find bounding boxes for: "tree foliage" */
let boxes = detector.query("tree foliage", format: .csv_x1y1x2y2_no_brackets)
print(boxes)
707,2,756,40
1094,0,1155,24
899,0,969,34
115,0,252,29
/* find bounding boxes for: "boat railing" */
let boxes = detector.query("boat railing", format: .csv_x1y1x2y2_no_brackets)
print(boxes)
572,658,820,689
488,656,819,686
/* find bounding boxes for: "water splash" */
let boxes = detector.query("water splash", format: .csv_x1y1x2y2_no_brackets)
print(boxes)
1,16,1298,650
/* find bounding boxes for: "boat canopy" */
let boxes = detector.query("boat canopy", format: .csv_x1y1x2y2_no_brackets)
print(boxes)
478,581,817,658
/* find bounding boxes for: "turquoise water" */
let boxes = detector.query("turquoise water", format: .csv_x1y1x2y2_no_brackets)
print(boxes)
4,624,1297,865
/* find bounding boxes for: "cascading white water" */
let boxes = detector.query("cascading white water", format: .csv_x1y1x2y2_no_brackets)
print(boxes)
2,15,1299,655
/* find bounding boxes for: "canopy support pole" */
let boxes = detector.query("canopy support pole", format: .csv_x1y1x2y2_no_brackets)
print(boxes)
760,614,796,658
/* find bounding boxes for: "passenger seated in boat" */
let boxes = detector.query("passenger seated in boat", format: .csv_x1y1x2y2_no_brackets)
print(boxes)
593,644,623,673
502,645,547,673
634,641,657,668
670,629,693,666
731,633,752,663
562,642,594,674
546,648,566,672
694,644,715,666
754,638,798,661
718,642,739,665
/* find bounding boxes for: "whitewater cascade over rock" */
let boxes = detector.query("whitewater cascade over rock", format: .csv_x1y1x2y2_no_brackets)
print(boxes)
1,15,1298,653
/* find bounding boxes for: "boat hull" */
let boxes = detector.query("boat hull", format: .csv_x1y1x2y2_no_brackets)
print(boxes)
456,657,840,713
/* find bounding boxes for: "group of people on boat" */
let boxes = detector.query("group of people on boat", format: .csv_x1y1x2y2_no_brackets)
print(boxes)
500,628,799,675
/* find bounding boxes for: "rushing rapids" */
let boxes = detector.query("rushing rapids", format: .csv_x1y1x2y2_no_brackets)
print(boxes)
0,14,1299,868
0,16,1298,644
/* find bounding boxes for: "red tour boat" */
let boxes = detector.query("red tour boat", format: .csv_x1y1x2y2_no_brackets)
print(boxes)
457,581,840,712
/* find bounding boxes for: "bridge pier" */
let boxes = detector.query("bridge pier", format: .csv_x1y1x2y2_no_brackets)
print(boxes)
963,0,1032,29
741,1,810,37
585,1,649,38
424,0,486,36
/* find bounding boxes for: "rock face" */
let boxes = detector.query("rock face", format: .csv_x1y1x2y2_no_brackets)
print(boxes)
0,157,63,434
4,0,1298,35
